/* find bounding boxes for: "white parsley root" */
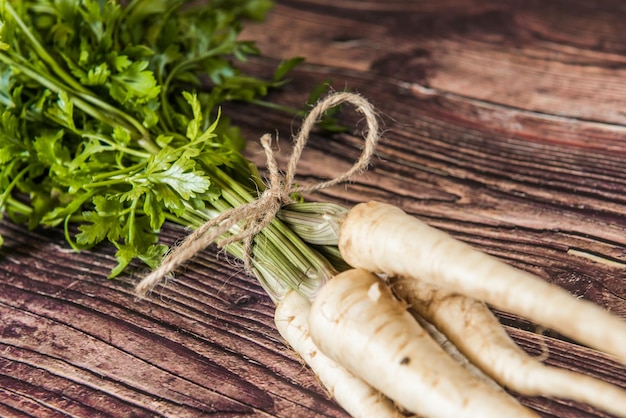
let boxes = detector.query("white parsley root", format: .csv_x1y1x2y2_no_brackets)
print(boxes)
408,305,504,391
392,276,626,418
307,268,538,418
275,290,405,418
338,201,626,365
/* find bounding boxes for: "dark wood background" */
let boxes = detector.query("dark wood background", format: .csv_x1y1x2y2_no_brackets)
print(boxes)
3,1,626,416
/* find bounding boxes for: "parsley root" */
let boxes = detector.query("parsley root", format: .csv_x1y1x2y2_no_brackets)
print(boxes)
275,290,404,418
308,268,538,418
392,277,626,418
338,201,626,364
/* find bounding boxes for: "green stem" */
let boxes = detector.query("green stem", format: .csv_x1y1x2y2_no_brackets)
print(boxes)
207,167,335,298
84,177,132,190
83,134,153,160
91,161,147,182
0,164,29,208
4,196,33,216
171,194,313,301
127,199,138,244
64,214,80,251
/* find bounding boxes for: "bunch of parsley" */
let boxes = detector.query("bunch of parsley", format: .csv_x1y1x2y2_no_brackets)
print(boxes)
0,0,333,294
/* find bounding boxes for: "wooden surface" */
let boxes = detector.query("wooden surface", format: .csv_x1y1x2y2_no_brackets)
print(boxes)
3,1,626,416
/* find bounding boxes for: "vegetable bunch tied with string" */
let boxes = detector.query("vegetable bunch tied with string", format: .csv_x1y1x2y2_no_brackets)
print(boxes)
3,1,626,418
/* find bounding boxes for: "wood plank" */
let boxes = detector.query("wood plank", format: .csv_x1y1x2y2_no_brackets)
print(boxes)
1,221,345,417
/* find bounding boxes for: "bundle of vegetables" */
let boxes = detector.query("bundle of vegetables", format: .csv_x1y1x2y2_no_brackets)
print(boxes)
2,1,626,418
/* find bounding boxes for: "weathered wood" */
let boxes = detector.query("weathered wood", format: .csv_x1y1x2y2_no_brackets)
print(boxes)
1,221,344,417
3,0,626,416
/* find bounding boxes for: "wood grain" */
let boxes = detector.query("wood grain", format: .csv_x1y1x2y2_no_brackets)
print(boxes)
3,0,626,417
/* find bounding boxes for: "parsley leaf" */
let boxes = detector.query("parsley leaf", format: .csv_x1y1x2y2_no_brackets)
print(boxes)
110,60,161,105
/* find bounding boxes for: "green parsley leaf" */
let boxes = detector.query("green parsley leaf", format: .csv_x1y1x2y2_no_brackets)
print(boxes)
110,60,161,104
150,157,211,200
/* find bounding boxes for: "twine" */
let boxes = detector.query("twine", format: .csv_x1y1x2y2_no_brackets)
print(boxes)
135,92,380,297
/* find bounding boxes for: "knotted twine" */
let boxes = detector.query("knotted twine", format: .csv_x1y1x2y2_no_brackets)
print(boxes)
135,92,380,297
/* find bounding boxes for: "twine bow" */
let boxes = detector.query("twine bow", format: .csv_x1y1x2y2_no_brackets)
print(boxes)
135,92,380,297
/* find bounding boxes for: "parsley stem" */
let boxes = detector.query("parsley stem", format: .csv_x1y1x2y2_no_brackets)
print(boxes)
127,200,139,245
64,215,81,251
207,167,334,297
4,197,32,216
0,164,29,209
84,177,133,189
83,134,152,159
91,162,146,182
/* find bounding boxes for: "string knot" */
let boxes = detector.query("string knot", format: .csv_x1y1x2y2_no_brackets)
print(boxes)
135,92,380,297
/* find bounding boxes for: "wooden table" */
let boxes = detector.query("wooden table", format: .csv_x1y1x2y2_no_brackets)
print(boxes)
3,1,626,417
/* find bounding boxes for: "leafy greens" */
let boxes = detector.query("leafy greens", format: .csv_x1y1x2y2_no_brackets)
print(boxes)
0,0,313,283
